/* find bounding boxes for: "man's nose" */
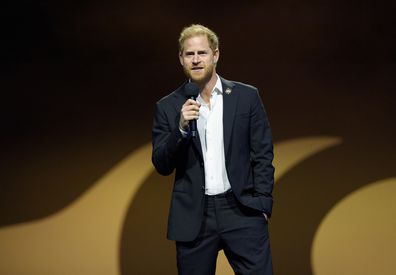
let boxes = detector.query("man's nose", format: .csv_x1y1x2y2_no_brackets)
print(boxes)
192,54,200,64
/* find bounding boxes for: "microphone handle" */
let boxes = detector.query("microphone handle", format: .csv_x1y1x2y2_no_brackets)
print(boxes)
189,96,197,137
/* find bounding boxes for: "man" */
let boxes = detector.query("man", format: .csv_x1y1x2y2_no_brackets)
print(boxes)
152,24,274,275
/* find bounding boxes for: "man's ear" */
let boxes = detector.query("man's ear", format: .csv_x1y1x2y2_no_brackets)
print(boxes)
214,49,220,64
179,52,184,66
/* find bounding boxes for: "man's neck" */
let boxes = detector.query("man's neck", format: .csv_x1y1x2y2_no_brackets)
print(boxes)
199,73,218,104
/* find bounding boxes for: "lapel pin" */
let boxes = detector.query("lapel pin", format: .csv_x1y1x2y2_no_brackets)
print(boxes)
225,88,232,94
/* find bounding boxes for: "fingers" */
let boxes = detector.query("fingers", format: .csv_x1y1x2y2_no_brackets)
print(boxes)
182,99,200,118
183,99,201,109
179,99,201,129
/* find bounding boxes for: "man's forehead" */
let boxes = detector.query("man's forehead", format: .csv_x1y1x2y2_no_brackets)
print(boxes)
183,35,210,47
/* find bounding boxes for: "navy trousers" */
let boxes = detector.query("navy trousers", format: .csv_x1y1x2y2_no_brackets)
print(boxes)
176,191,273,275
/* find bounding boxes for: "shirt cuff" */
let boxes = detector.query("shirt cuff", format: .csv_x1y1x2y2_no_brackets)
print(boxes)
179,126,189,138
263,212,268,221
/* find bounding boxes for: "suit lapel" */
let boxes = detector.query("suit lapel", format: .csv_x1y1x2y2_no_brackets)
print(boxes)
221,77,237,157
191,131,203,161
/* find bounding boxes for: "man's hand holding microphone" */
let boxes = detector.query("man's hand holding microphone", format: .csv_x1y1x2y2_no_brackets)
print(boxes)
180,82,200,137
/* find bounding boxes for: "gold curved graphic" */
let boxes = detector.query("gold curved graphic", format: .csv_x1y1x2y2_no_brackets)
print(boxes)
311,177,396,275
0,137,341,274
0,144,153,275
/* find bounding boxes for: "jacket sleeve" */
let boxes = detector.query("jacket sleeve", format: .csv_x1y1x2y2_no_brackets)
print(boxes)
249,89,275,216
151,101,187,176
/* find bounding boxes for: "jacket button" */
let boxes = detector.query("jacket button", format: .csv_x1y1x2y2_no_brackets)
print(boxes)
201,185,205,190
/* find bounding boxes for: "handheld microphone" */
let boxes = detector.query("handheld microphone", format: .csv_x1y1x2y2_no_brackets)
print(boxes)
184,82,200,137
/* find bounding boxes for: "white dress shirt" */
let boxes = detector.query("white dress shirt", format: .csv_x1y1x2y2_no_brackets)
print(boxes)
196,75,231,195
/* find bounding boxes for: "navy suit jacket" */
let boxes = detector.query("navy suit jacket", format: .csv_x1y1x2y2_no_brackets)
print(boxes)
152,77,274,242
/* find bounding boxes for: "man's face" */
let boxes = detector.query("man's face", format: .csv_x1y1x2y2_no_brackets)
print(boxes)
179,35,219,84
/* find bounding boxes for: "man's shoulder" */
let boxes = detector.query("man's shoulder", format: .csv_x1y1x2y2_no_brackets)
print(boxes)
222,77,258,94
233,81,257,91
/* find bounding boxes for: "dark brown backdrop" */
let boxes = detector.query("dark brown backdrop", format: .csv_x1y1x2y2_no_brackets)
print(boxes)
1,0,395,274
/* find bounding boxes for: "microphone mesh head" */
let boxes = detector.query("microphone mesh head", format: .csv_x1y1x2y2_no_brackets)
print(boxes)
184,82,199,98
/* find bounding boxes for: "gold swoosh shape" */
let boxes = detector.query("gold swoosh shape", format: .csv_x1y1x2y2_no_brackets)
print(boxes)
311,177,396,275
273,136,342,179
0,143,153,275
0,137,341,274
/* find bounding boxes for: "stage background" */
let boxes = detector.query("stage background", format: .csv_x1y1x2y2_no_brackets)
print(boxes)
1,0,395,274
